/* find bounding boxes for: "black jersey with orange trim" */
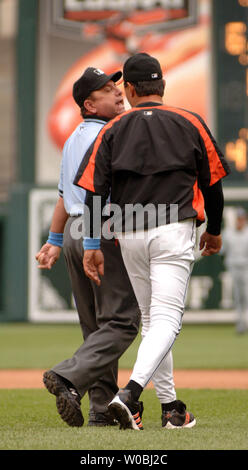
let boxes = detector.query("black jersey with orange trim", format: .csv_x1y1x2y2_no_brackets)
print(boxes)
74,102,230,229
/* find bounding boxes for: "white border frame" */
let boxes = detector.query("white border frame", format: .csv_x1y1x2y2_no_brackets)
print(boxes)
184,186,248,322
28,189,78,323
48,0,198,39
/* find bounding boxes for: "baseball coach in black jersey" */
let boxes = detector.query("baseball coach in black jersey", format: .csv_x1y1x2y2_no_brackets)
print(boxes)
74,53,230,430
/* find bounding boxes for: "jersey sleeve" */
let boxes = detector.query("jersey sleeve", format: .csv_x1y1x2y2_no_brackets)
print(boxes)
201,180,224,235
195,116,231,188
74,128,112,198
163,107,231,188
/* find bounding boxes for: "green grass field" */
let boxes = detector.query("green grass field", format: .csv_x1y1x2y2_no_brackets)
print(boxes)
1,388,248,450
0,323,248,450
0,323,248,369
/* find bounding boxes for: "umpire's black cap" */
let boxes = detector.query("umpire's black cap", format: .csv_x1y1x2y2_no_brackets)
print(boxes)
123,53,163,83
73,67,122,108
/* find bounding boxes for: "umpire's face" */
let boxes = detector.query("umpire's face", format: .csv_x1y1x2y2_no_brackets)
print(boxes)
85,80,125,119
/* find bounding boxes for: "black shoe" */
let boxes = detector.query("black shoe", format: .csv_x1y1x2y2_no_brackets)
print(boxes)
88,410,118,427
108,389,144,430
162,400,196,429
43,370,84,427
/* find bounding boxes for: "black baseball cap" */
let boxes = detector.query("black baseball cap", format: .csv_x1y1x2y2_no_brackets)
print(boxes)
123,53,163,83
73,67,122,108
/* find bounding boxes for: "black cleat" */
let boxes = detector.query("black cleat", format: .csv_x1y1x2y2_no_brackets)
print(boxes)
43,370,84,427
162,400,196,429
88,410,118,427
108,389,144,430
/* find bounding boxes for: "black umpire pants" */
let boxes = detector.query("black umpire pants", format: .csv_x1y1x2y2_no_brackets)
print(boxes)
54,216,140,412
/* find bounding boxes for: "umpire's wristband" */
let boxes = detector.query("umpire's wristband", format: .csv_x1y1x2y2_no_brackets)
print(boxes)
47,231,63,247
83,237,101,250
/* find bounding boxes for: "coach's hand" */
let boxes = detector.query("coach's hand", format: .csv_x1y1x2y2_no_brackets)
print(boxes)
199,231,222,256
83,249,104,286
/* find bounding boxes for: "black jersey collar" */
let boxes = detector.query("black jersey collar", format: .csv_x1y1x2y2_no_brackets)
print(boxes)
135,101,163,108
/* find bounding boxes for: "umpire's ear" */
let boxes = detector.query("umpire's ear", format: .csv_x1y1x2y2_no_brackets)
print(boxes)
83,97,96,115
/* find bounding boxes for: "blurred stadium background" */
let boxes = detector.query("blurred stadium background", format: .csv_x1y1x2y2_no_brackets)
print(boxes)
0,0,247,326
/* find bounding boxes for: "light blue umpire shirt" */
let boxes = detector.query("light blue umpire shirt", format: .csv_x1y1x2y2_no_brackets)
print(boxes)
58,118,107,215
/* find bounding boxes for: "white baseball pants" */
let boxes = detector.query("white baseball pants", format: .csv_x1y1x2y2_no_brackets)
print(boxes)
117,219,196,403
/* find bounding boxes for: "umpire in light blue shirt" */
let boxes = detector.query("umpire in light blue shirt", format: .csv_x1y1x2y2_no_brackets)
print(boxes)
36,67,140,427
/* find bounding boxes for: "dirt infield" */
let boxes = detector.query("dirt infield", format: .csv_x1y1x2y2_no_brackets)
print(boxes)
0,369,247,389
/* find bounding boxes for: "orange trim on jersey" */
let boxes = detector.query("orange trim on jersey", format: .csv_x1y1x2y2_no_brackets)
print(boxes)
160,105,226,186
77,108,137,192
192,180,205,222
77,103,226,192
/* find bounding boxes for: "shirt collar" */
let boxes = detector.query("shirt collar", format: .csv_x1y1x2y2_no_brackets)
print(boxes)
135,102,163,108
84,115,110,124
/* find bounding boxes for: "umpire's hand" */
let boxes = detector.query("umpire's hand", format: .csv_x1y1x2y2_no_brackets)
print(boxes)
199,231,222,256
83,249,104,286
36,243,61,269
